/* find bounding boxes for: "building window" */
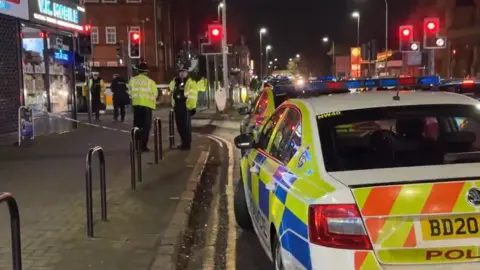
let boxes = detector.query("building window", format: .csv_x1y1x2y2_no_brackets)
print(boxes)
130,26,140,32
107,61,118,67
105,27,116,44
126,0,141,3
91,26,99,44
102,0,117,3
83,0,99,2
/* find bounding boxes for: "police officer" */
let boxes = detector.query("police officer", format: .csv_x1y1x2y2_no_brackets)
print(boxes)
169,60,206,150
111,73,129,122
83,71,106,121
128,62,158,152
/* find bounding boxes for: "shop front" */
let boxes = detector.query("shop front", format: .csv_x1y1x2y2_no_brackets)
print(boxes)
0,1,29,143
22,0,85,135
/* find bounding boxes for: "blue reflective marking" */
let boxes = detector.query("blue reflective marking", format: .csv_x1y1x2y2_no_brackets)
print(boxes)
274,184,288,204
279,208,311,269
258,180,270,216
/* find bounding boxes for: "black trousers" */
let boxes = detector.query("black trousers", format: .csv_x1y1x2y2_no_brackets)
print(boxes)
133,106,152,149
92,99,101,120
113,100,126,121
174,105,192,148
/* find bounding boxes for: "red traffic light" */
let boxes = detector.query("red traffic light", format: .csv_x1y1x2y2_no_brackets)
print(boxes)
424,18,439,33
83,24,91,32
402,29,411,36
208,24,222,42
427,22,436,30
211,28,220,36
130,31,141,42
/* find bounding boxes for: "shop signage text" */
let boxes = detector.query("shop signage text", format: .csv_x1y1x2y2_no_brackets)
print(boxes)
38,0,78,24
54,49,69,61
29,0,85,32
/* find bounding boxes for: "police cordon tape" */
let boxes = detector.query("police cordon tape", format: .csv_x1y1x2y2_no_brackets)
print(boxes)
42,112,131,134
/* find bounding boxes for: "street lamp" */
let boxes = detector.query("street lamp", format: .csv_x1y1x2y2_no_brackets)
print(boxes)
323,36,336,76
296,54,300,58
289,58,292,61
269,61,273,65
274,58,278,62
217,3,224,22
266,45,272,75
259,27,267,78
352,11,360,47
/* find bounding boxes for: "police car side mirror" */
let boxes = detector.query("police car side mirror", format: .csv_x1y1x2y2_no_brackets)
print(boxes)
237,103,251,115
234,134,254,150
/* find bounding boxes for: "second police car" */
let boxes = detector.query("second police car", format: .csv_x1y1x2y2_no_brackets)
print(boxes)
233,78,480,270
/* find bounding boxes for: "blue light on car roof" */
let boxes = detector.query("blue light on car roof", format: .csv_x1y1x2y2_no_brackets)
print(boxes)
345,80,362,89
316,76,335,81
417,76,440,85
379,78,398,87
364,80,378,87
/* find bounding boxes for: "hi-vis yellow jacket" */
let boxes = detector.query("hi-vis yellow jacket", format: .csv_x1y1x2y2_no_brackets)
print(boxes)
128,74,158,110
169,78,207,110
83,79,106,102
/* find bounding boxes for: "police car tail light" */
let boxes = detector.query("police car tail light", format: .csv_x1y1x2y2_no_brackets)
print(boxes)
308,204,372,250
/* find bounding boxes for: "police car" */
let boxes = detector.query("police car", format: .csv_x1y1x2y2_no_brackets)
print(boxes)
438,79,480,99
233,82,480,269
239,77,295,137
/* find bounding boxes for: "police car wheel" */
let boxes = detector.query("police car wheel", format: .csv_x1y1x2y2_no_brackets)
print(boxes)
234,179,253,230
273,234,285,270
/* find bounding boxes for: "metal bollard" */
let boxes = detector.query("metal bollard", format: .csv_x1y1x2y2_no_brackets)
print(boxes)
154,118,163,163
85,146,107,238
130,127,142,190
169,110,175,149
0,192,22,270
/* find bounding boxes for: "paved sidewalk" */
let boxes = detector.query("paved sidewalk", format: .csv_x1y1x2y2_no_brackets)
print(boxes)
0,118,211,269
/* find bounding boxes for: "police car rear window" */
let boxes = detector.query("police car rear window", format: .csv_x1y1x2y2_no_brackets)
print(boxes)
317,104,480,172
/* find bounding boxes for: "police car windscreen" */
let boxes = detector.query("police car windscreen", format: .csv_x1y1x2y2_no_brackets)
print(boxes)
317,104,480,172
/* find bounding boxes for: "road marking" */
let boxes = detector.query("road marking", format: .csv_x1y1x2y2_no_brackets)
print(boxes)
201,136,223,270
207,134,237,270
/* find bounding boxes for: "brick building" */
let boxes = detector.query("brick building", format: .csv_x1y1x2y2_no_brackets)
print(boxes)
410,0,480,77
83,0,192,84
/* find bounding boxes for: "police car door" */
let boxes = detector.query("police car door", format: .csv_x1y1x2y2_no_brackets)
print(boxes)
262,107,302,248
247,107,287,245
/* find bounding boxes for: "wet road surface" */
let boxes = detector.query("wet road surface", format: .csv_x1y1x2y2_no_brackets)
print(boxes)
177,127,272,270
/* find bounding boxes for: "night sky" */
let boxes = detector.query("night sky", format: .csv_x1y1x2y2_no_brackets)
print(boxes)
192,0,418,74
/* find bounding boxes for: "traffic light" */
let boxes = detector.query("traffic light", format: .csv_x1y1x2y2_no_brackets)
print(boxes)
128,30,141,59
208,24,222,43
399,25,414,51
77,24,92,56
423,17,442,49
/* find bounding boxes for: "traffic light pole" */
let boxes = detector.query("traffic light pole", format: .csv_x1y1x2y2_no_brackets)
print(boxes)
206,55,211,109
221,0,230,109
430,49,435,76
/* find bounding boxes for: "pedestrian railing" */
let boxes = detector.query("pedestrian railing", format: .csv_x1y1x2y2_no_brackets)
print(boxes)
85,146,107,238
0,192,22,270
168,110,175,149
154,118,163,163
130,127,142,190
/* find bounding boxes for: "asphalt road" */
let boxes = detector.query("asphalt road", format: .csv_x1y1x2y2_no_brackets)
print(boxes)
177,126,273,270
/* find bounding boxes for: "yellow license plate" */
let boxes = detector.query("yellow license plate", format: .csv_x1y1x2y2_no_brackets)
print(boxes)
421,216,480,240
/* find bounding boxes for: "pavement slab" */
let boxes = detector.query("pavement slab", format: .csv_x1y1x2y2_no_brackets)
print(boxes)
0,114,211,270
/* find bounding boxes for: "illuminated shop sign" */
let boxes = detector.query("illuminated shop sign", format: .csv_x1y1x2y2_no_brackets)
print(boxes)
54,49,69,61
29,0,86,32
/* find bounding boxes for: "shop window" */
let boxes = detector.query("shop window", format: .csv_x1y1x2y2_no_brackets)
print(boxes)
91,27,99,44
107,61,118,67
127,0,141,3
84,0,99,2
102,0,117,3
105,26,116,44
